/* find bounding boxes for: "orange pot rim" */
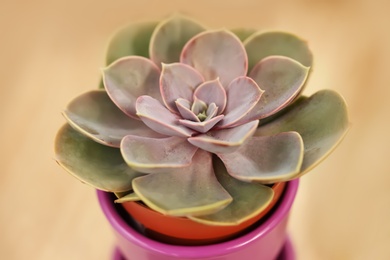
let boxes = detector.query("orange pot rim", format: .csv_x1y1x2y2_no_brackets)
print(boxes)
120,182,287,245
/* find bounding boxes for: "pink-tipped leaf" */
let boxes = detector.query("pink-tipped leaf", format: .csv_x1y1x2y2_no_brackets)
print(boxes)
160,63,204,113
136,95,195,137
188,120,258,154
193,79,226,115
102,56,161,119
181,30,248,87
218,76,263,128
179,115,224,133
233,56,310,125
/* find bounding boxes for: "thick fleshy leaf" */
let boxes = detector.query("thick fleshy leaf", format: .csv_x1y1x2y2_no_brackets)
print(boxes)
233,56,310,126
160,63,204,113
231,28,256,42
102,56,161,119
136,96,195,137
244,31,313,72
105,21,157,66
181,30,248,87
189,157,273,225
55,124,144,192
63,90,162,148
255,90,350,177
188,120,259,154
218,132,304,184
175,98,199,122
132,150,232,216
179,115,224,133
121,135,198,173
205,103,218,121
150,15,205,67
115,192,141,203
193,79,226,114
219,77,263,127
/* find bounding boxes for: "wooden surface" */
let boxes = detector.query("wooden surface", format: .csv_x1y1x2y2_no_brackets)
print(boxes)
1,0,389,259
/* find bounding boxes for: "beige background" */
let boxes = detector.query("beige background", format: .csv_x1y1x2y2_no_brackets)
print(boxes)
1,0,389,259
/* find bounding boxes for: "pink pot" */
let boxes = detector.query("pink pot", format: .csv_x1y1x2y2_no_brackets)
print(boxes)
97,179,299,260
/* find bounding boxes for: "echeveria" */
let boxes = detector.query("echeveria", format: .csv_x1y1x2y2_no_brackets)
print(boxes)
55,15,349,225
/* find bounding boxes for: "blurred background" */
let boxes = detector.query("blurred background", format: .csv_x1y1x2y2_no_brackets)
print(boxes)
1,0,389,259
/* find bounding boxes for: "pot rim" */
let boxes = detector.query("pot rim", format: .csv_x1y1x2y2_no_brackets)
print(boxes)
97,179,299,258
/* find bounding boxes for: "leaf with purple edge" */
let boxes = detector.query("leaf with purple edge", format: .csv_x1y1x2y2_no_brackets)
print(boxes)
103,56,161,119
132,150,232,216
136,95,195,137
244,31,313,72
193,79,226,115
175,98,199,122
218,132,304,184
188,120,259,154
233,56,310,126
55,124,144,192
63,90,163,148
121,135,198,174
218,77,263,128
255,90,350,177
160,63,204,113
179,115,224,133
181,30,248,87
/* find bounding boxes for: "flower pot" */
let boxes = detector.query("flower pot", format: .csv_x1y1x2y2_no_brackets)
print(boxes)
97,179,299,260
120,182,287,245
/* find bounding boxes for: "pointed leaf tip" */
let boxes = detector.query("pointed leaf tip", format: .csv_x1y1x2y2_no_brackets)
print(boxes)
181,30,248,87
103,56,162,119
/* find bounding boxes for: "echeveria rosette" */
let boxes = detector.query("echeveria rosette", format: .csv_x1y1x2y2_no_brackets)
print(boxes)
55,15,349,226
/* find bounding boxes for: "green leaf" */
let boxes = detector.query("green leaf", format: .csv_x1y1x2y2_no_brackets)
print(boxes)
256,90,350,176
99,21,158,89
132,150,232,217
63,90,162,148
230,28,256,42
233,56,310,125
150,15,205,67
244,31,313,72
189,157,274,225
55,124,144,192
105,21,158,65
115,192,141,203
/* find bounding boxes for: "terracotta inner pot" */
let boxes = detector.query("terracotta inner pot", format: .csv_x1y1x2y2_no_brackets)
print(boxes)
120,182,286,245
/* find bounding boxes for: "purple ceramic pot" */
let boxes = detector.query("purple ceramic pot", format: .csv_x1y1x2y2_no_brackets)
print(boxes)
97,179,299,260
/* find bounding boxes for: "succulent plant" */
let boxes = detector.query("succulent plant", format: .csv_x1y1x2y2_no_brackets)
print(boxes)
55,15,349,226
